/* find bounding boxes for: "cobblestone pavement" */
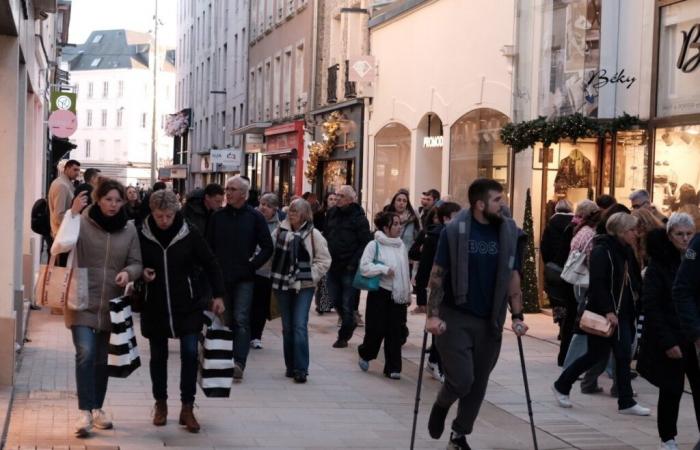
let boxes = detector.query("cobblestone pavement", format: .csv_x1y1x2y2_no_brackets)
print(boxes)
3,300,699,449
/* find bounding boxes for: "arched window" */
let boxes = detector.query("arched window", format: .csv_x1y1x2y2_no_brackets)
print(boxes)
373,123,411,217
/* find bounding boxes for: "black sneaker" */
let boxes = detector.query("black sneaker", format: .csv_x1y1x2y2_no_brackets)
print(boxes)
428,402,449,439
294,373,307,383
332,339,348,348
447,432,471,450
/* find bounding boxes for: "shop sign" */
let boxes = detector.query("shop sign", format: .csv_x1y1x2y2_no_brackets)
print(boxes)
171,168,187,179
211,148,242,171
423,135,444,149
677,23,700,73
48,110,78,138
245,133,264,153
266,133,295,154
50,91,77,113
158,168,171,179
348,56,376,83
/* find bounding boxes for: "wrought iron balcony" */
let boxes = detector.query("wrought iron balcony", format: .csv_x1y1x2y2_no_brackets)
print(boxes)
327,64,339,104
344,60,357,99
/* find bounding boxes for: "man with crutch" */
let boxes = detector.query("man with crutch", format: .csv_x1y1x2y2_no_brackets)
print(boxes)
424,178,529,450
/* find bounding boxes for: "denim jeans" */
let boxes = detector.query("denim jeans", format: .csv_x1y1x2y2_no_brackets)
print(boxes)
275,287,315,375
225,281,255,368
71,326,110,411
149,334,199,404
326,271,358,341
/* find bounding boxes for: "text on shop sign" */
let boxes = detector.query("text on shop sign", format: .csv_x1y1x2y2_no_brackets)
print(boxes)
586,69,636,90
423,136,444,148
678,23,700,73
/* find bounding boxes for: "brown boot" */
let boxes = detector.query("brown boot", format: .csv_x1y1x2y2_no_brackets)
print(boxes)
153,400,167,426
179,402,200,433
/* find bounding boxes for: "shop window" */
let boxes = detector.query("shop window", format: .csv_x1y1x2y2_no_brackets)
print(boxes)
373,123,411,218
611,131,648,208
449,108,510,208
653,125,700,215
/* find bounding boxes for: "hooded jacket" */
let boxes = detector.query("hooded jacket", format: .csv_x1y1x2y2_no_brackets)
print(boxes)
540,212,574,267
182,188,210,234
323,202,371,273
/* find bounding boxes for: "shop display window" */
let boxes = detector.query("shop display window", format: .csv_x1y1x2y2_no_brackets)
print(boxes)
321,160,353,195
652,125,700,215
613,131,648,208
449,108,510,208
373,123,411,217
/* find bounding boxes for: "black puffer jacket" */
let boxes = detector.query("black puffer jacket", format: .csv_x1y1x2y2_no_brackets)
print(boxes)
323,203,371,273
414,223,443,289
182,188,210,234
139,214,225,338
540,213,574,267
672,233,700,342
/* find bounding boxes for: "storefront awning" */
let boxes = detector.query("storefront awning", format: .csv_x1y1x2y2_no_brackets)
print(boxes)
264,148,297,157
232,122,272,135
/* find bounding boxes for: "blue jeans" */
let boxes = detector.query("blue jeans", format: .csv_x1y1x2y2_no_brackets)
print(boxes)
275,288,315,375
225,281,254,368
71,326,110,411
326,271,358,341
149,334,198,404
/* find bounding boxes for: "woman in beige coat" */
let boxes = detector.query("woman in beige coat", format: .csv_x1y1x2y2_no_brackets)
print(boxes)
62,179,142,437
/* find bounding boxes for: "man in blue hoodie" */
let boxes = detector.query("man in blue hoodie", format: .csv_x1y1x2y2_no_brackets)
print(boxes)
207,175,273,379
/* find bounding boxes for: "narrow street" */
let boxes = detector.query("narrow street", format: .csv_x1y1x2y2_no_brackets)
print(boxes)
4,301,698,450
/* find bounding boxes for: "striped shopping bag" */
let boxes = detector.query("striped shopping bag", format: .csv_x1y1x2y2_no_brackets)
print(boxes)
107,293,141,378
198,311,234,397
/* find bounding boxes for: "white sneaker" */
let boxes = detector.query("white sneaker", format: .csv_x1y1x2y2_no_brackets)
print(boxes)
250,339,263,349
74,410,93,437
92,409,113,429
659,439,679,450
552,384,572,408
426,362,443,382
619,404,651,416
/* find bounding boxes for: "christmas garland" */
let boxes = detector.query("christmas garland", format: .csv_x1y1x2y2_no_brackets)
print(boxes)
499,113,642,152
305,111,343,182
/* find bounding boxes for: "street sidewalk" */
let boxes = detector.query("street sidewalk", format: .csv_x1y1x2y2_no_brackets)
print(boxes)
2,300,699,449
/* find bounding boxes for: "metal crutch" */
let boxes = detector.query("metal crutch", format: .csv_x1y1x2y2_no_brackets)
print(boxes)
515,323,539,450
410,329,429,450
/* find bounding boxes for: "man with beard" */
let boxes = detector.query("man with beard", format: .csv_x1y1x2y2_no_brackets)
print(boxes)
425,178,528,450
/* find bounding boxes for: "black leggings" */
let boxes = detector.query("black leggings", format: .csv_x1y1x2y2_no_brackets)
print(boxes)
657,342,700,442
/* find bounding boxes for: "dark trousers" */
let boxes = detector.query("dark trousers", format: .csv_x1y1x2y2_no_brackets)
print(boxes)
415,285,427,307
326,270,358,341
657,342,700,442
71,326,110,411
435,307,502,435
224,281,255,368
357,288,408,375
250,275,272,341
428,335,442,371
148,334,199,404
557,298,578,366
555,320,636,410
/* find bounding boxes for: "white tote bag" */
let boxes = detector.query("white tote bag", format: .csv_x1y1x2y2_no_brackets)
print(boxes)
560,236,594,287
51,212,81,255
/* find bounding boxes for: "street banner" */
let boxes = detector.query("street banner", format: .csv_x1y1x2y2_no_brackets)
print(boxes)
50,91,77,113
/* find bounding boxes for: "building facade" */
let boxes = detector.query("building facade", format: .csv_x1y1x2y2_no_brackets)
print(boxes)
0,0,71,385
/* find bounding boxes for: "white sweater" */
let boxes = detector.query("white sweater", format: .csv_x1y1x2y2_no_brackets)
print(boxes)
359,231,411,304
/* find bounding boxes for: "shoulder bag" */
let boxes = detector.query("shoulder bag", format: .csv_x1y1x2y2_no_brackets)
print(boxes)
560,235,594,287
352,242,382,291
579,255,626,338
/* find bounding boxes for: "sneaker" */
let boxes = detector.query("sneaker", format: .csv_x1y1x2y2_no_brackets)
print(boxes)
358,358,369,372
91,409,113,429
233,362,244,380
387,372,401,380
619,404,650,416
428,402,449,439
426,362,443,381
552,384,572,408
250,339,263,349
447,432,472,450
659,439,679,450
354,311,364,327
74,410,93,437
332,339,348,348
293,372,307,383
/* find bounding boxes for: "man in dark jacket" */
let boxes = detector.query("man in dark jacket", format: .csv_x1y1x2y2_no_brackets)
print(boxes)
323,185,371,348
182,183,224,234
207,175,273,379
673,232,700,372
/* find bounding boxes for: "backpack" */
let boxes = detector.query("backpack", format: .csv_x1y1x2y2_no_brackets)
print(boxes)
30,198,51,237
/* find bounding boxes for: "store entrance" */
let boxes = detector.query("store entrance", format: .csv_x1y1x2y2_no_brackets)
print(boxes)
266,155,297,206
319,159,354,195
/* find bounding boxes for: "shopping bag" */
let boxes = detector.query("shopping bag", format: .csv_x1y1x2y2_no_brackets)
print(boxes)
51,212,80,255
35,251,88,311
352,242,382,291
198,311,234,397
108,292,141,378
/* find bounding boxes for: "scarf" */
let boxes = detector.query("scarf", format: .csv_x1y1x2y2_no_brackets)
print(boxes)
88,204,128,233
270,221,314,291
148,213,184,248
375,231,412,304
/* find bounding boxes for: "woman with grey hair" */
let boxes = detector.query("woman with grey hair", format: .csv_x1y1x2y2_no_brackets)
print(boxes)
249,192,281,349
638,212,700,449
138,189,226,432
270,198,331,383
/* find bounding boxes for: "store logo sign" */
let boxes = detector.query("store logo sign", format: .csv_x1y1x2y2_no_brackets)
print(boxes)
678,23,700,73
423,136,443,148
586,69,636,90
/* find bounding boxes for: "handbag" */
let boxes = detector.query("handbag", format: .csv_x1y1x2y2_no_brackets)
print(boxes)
199,311,234,397
50,211,80,255
35,251,89,311
108,289,141,378
579,255,627,338
352,242,382,291
560,236,594,287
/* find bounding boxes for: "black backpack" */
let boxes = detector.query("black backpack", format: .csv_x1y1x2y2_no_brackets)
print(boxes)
30,198,51,237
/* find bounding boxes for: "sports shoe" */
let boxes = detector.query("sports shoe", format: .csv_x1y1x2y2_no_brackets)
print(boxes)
447,432,472,449
387,372,401,380
552,384,572,408
659,439,679,450
354,311,364,327
233,362,244,380
74,410,93,437
294,372,307,383
332,339,348,348
91,409,113,429
426,361,443,382
250,339,263,349
619,404,650,416
428,402,449,439
358,358,369,372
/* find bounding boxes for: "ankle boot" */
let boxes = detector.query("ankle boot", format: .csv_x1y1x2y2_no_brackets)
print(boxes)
179,402,200,433
153,400,167,426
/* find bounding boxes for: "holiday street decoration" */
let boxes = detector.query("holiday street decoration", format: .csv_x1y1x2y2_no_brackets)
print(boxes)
521,188,540,313
305,111,344,182
165,110,190,137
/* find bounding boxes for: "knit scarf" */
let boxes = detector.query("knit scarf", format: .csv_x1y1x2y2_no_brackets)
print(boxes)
375,231,412,304
270,221,314,291
88,204,128,233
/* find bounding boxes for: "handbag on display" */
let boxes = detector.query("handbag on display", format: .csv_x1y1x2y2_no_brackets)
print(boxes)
199,311,234,398
35,251,89,311
560,236,594,287
108,290,141,378
352,242,382,291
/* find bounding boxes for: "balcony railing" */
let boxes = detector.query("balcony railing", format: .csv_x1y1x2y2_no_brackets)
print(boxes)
327,64,339,104
344,60,357,99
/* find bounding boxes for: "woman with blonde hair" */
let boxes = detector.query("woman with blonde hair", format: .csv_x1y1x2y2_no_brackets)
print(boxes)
631,207,665,268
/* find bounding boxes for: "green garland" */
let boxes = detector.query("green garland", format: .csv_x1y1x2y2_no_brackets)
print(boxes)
499,112,642,153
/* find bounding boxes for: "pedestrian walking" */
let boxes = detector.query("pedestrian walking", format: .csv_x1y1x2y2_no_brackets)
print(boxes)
182,183,225,234
313,192,337,314
55,179,143,437
631,207,665,268
638,213,700,450
124,186,142,224
249,193,281,349
207,175,273,380
384,188,421,256
425,178,528,450
553,212,651,416
138,190,226,433
323,185,371,348
270,198,331,383
357,211,412,379
48,159,80,240
419,189,440,229
74,168,101,212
